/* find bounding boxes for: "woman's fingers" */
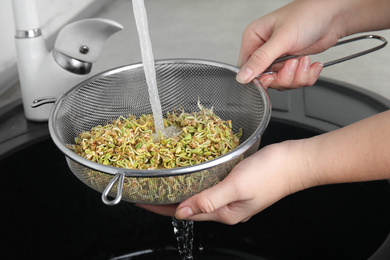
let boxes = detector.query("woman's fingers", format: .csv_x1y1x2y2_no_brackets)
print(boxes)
175,200,253,225
135,204,178,216
174,168,256,224
236,35,288,84
175,180,239,218
258,57,323,90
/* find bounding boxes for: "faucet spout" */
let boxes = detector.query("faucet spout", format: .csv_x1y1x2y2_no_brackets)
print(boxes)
53,18,123,75
55,18,124,64
11,0,123,121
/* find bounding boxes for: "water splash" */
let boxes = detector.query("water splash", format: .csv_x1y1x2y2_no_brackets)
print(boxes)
171,218,195,260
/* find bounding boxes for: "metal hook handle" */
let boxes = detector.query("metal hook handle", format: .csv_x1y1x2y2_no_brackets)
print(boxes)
102,172,125,205
323,35,387,67
31,97,57,108
261,34,387,75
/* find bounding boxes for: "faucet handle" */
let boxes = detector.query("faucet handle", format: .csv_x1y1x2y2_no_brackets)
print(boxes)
54,18,123,64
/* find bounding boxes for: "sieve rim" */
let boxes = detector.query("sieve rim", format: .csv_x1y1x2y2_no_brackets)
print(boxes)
48,59,271,177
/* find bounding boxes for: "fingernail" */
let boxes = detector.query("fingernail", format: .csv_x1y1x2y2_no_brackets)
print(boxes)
176,206,194,219
260,77,274,88
288,59,299,73
314,63,323,77
236,67,253,84
302,56,310,71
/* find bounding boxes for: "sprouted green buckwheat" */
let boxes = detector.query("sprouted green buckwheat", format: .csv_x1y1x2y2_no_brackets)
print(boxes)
68,102,242,203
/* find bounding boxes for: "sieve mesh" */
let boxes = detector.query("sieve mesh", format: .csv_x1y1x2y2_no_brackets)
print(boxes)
49,59,271,205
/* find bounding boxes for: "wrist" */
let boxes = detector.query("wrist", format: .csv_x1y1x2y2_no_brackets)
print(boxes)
281,138,322,193
328,0,390,35
266,139,317,195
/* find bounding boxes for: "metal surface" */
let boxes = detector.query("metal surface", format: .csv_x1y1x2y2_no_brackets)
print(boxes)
48,59,271,205
15,28,41,39
102,172,125,205
261,34,387,76
31,96,57,108
52,49,92,75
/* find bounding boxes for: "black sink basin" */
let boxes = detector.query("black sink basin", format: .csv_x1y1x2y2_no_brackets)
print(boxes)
2,78,390,259
1,117,390,260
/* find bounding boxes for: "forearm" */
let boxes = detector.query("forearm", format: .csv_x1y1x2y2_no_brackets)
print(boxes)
297,0,390,36
300,110,390,189
343,0,390,34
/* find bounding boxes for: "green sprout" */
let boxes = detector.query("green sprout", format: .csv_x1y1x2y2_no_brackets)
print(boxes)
69,103,243,204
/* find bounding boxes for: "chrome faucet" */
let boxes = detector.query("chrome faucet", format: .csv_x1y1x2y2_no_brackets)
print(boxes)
12,0,123,121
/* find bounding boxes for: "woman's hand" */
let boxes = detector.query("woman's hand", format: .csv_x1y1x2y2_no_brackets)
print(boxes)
236,0,390,89
137,110,390,224
236,0,349,89
137,140,307,224
137,0,390,224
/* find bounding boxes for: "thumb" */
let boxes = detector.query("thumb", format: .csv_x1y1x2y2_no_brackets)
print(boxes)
174,175,243,222
236,37,286,84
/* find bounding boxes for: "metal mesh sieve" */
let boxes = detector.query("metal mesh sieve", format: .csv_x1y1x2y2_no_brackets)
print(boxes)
48,59,271,205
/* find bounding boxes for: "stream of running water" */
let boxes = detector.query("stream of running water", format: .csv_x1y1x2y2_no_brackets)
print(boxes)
132,1,195,259
132,0,165,134
172,218,195,260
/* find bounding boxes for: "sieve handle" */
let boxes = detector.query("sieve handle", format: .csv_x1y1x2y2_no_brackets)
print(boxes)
260,34,387,75
102,172,125,205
